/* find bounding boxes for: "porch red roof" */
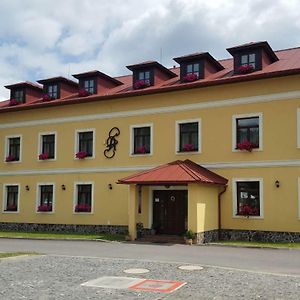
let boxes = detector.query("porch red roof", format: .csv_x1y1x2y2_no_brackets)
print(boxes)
118,160,228,185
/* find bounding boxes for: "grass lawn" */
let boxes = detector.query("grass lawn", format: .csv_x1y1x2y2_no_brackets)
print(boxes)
0,231,125,241
0,252,38,259
216,240,300,249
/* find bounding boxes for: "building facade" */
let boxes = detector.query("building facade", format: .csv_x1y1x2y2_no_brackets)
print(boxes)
0,41,299,243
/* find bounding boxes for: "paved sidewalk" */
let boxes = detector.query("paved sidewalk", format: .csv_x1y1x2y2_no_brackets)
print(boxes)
0,255,299,299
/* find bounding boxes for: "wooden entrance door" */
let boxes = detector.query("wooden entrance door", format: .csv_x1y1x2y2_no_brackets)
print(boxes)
152,190,187,235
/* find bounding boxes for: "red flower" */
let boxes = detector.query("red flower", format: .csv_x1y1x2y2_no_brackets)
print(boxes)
134,80,150,90
236,140,257,152
78,89,90,97
239,204,259,216
238,64,254,74
76,151,88,159
182,73,198,82
75,203,91,212
37,204,52,212
39,153,49,160
42,94,55,102
5,155,16,162
136,146,147,154
183,143,195,151
9,99,18,106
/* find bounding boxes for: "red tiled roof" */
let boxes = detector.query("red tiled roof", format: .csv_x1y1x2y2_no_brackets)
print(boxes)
1,45,300,111
118,160,228,185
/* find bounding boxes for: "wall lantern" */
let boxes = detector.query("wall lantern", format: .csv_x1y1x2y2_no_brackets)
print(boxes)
275,180,280,188
61,184,66,191
108,183,113,190
25,185,30,191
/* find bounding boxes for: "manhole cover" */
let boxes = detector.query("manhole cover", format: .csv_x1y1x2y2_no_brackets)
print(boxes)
81,276,142,289
178,265,203,271
129,279,186,293
123,268,150,274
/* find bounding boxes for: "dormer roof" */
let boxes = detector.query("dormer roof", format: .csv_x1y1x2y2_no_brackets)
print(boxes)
227,41,279,63
72,70,123,86
173,52,224,71
126,61,177,78
37,76,78,87
5,81,43,91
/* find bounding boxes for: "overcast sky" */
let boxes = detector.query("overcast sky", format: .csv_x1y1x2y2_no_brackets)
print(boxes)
0,0,300,100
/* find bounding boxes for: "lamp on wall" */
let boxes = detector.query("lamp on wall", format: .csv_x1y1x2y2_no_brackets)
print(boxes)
61,184,66,191
275,180,280,188
108,183,112,190
25,185,30,191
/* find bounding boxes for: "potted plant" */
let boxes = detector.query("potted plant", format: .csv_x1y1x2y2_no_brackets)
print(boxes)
182,73,198,82
78,89,90,97
9,99,18,106
5,155,16,162
39,153,49,160
184,229,195,245
238,64,254,74
76,151,88,159
236,140,257,152
136,222,143,238
134,80,150,90
183,143,195,151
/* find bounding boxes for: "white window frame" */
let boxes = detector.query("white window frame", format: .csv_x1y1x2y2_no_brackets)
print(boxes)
74,128,95,160
175,118,202,154
232,178,264,219
232,113,263,152
73,181,94,214
36,183,55,214
129,123,153,157
297,109,300,148
37,131,57,161
2,183,20,213
4,134,22,163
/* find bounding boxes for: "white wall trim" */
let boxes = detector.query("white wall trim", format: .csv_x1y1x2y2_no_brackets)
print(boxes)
73,181,94,214
36,182,55,214
148,186,188,229
37,131,57,162
2,183,20,213
129,123,153,157
74,128,95,160
232,178,264,219
4,134,22,163
2,159,300,176
1,90,300,129
232,112,263,152
175,118,202,154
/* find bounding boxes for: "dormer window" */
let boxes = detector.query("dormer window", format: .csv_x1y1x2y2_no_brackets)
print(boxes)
46,84,58,99
13,90,25,103
241,53,256,69
83,79,96,94
138,71,151,85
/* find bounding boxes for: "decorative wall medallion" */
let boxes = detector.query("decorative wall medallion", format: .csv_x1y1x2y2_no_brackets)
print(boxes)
170,196,176,202
104,127,120,158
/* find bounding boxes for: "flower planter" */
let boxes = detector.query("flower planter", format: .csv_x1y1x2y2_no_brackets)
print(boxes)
134,80,150,90
5,155,16,162
76,151,88,159
236,140,257,152
78,89,90,97
183,144,195,151
39,153,49,160
37,205,52,212
9,99,18,106
182,73,198,82
238,64,254,74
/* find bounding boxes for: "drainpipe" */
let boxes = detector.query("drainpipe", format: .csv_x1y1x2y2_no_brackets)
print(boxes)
218,185,227,241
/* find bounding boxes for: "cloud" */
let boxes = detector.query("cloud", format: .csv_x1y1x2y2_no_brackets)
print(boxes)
0,0,300,101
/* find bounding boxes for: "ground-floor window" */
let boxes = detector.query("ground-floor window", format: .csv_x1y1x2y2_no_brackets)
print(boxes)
37,184,54,212
233,179,263,217
4,185,19,212
75,183,92,213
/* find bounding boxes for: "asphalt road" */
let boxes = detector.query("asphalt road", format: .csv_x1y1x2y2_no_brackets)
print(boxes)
0,238,299,276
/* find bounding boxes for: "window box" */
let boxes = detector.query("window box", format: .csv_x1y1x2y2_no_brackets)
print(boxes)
75,203,91,212
37,204,52,212
76,151,88,159
238,204,259,216
9,98,18,106
6,204,17,211
78,89,91,97
236,140,257,152
134,80,150,90
238,64,254,74
182,73,198,82
5,155,16,162
39,153,49,160
42,94,55,102
135,145,148,154
182,143,196,151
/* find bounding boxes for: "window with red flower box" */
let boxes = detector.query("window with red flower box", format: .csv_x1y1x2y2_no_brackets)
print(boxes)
132,126,151,155
37,184,53,212
6,136,21,162
4,185,19,212
75,184,92,213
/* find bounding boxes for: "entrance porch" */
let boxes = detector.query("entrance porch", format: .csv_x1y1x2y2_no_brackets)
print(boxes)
118,160,228,244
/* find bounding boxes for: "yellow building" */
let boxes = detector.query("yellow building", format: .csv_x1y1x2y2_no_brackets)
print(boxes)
0,41,299,243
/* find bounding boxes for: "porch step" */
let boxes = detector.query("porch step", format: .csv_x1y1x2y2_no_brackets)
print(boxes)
138,234,185,244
